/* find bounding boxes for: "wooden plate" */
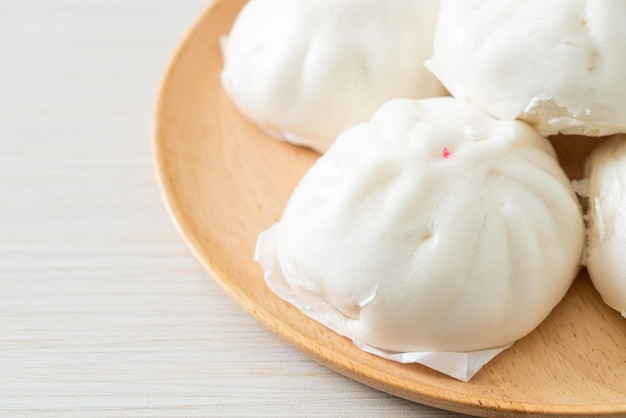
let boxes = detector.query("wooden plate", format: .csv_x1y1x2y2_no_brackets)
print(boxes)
154,1,626,415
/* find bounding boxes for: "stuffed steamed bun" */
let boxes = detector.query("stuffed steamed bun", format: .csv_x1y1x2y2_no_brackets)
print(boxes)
272,97,584,353
584,136,626,316
221,0,446,153
427,0,626,137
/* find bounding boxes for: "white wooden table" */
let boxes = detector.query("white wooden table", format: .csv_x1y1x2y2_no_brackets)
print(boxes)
0,1,467,416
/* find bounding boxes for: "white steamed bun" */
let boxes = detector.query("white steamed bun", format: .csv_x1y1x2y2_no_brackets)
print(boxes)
272,97,585,353
427,0,626,137
221,0,446,153
584,136,626,316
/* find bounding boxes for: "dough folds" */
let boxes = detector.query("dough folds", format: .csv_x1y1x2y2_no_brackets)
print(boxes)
427,0,626,137
273,97,585,352
221,0,446,152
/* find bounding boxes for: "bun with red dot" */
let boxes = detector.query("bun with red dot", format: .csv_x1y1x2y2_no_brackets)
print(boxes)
268,97,585,353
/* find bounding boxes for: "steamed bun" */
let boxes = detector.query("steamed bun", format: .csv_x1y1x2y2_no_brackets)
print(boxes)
584,136,626,316
221,0,446,153
427,0,626,137
272,97,584,353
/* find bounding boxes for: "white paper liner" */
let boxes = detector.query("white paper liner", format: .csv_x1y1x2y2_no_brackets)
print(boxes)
254,223,511,382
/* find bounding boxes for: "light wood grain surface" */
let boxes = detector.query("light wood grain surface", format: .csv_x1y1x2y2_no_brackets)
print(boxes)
0,1,465,416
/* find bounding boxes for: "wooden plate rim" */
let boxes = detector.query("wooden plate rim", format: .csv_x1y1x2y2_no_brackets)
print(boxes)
153,1,626,416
